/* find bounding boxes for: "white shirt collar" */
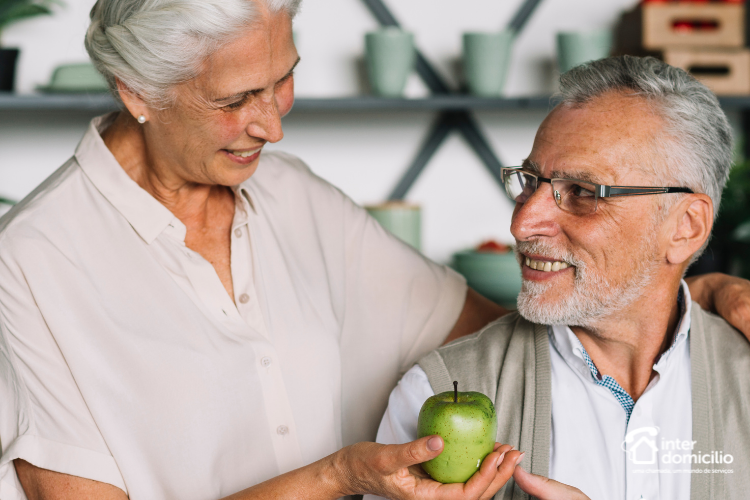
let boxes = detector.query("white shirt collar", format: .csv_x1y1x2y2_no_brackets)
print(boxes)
75,113,257,245
550,279,692,378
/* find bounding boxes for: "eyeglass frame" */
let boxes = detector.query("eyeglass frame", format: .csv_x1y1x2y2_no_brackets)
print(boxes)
500,166,694,214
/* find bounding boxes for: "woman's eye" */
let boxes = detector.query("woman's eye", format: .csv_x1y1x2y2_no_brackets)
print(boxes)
224,99,246,110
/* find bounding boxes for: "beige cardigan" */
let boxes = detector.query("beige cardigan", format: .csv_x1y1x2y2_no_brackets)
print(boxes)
418,305,750,500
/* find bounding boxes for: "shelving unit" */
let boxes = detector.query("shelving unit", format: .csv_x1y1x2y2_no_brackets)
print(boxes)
4,92,750,112
0,93,556,112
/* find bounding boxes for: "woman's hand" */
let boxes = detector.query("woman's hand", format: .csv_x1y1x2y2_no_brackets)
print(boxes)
337,436,523,499
513,467,590,500
686,273,750,337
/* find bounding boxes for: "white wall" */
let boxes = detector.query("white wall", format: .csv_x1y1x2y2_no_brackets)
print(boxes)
1,0,649,263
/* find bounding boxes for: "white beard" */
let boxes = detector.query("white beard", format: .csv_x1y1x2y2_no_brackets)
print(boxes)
514,237,660,328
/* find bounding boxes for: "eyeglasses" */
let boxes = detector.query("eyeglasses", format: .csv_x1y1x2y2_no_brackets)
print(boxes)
500,167,694,215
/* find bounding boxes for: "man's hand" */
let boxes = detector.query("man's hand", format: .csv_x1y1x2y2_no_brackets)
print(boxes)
339,436,523,500
513,467,590,500
686,273,750,337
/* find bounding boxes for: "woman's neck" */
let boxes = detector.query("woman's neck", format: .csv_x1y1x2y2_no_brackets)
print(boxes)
101,112,232,225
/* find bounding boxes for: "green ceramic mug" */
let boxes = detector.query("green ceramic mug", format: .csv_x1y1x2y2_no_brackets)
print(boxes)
366,201,421,250
557,29,613,74
365,28,415,97
463,31,514,97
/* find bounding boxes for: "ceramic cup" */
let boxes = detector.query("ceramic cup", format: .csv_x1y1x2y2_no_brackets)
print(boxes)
557,29,613,74
462,31,514,97
366,201,421,250
365,28,415,97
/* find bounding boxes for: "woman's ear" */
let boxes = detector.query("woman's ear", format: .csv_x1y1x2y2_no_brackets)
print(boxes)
116,78,149,123
666,194,713,265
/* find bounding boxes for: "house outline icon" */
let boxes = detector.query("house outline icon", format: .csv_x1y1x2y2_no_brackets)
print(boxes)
629,435,659,465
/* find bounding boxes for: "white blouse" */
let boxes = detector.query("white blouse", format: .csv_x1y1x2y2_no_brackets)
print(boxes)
0,114,467,500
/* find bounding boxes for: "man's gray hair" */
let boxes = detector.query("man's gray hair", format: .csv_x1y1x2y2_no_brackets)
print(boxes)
557,55,733,223
85,0,302,107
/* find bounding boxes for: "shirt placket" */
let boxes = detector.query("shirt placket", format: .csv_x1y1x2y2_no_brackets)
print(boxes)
165,205,304,474
625,386,660,500
230,190,304,473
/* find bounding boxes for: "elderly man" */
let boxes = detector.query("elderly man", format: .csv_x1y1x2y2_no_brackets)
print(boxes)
364,56,750,500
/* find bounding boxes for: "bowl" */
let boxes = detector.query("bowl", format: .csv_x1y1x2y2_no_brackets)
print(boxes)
453,249,522,308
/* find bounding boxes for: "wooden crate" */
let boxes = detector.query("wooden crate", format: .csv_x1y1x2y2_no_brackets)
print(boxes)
665,49,750,95
643,3,744,49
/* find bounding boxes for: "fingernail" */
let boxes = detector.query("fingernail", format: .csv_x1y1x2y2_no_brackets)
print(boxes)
497,451,507,466
427,436,442,451
515,452,526,466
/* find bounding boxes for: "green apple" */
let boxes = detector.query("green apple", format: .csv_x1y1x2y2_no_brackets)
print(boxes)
417,381,497,483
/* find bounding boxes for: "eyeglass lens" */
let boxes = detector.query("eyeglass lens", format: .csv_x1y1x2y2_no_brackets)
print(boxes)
502,170,599,215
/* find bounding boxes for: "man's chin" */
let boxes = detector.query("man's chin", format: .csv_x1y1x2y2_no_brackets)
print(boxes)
518,291,577,326
516,282,603,327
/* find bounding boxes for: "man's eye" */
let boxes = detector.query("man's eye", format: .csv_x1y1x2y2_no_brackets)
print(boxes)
571,184,595,197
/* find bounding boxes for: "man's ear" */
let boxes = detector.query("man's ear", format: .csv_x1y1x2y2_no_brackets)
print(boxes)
666,194,713,265
116,78,149,123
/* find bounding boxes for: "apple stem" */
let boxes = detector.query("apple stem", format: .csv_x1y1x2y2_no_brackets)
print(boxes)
453,381,458,403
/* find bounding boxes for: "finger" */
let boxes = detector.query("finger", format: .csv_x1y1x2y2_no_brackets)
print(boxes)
513,466,590,500
494,443,514,455
477,450,524,500
378,435,444,474
461,450,502,496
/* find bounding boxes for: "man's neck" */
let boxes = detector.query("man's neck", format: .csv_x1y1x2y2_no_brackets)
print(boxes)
570,279,684,402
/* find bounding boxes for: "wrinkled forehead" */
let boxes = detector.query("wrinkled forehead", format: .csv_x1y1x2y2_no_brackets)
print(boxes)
527,93,666,185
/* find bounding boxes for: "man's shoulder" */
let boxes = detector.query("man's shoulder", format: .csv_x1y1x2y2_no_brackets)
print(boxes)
418,312,541,394
691,302,750,366
436,311,533,353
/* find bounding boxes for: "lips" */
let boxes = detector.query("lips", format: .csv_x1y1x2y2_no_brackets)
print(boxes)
222,147,262,164
226,147,261,158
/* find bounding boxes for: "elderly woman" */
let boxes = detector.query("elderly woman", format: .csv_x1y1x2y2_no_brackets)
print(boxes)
0,1,748,499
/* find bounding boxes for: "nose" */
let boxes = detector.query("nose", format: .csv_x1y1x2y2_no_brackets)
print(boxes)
510,181,563,242
245,93,285,144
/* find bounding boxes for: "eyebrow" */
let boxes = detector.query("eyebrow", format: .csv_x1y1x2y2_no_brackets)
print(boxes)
521,159,604,184
214,56,301,103
521,158,541,174
550,169,602,184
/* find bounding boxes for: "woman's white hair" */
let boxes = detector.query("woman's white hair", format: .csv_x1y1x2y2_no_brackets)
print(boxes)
85,0,302,107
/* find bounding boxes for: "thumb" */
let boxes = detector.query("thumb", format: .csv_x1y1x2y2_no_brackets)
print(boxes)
384,435,444,473
513,466,590,500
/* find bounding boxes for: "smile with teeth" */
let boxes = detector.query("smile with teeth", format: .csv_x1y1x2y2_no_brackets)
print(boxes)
228,148,261,158
524,256,570,272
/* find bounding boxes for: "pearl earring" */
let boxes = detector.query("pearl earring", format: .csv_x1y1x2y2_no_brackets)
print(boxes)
137,115,147,124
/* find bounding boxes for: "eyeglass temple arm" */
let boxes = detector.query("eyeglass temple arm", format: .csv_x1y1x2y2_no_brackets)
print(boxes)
599,186,694,197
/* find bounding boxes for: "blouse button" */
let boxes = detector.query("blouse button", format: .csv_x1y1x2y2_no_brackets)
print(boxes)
234,228,243,238
261,356,272,367
239,293,250,304
277,425,289,435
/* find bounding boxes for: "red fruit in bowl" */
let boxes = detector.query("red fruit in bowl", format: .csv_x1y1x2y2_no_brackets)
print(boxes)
476,240,511,253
